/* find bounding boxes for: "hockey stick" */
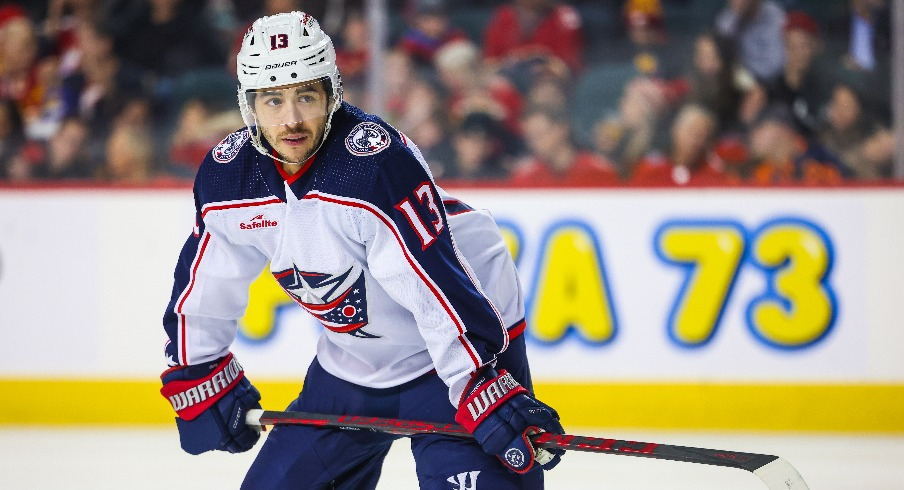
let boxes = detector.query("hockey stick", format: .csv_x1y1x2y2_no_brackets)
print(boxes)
246,409,810,490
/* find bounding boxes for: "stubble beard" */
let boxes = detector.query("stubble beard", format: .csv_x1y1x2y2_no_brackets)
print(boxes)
264,121,325,164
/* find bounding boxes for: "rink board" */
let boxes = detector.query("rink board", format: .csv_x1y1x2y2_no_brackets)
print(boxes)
1,186,903,430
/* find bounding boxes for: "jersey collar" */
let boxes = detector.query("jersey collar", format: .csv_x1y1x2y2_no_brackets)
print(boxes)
255,136,319,202
271,148,317,185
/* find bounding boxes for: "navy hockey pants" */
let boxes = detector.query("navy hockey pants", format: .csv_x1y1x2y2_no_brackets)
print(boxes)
242,335,544,489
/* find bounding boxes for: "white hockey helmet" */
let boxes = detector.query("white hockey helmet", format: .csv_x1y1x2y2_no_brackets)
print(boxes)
236,11,343,159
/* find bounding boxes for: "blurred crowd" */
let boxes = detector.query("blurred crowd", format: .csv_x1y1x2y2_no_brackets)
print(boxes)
0,0,895,186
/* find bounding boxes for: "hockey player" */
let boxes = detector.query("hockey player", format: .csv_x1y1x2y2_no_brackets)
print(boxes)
159,10,564,489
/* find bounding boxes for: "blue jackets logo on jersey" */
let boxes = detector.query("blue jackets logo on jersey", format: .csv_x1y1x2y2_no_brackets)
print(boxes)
273,264,377,338
212,129,251,163
345,122,390,156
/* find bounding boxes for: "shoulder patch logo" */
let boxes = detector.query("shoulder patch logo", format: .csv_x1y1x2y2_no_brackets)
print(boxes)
212,129,251,163
345,122,391,156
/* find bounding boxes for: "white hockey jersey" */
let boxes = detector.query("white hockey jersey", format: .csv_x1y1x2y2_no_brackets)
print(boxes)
163,103,525,406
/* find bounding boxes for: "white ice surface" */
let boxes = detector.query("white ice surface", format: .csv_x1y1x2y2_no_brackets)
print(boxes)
1,428,902,489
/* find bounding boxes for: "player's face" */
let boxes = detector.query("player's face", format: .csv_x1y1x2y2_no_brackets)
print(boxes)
252,80,331,164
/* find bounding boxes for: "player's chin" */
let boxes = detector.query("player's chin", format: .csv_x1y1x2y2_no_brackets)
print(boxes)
276,144,313,163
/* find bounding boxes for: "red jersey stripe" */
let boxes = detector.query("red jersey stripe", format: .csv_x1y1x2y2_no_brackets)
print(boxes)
176,232,212,364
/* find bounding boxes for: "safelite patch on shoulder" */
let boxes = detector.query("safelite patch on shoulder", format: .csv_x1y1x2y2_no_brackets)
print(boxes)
345,122,391,156
212,128,251,163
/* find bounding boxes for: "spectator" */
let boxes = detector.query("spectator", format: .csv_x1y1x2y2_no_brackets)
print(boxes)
22,54,65,142
112,94,154,131
827,0,892,124
382,49,418,123
123,0,226,79
747,105,847,185
397,0,468,68
0,2,25,29
55,10,109,78
818,81,893,180
391,72,456,178
597,0,696,141
435,39,523,134
761,11,834,136
168,98,214,174
393,73,447,140
0,0,896,186
494,48,570,110
524,76,569,112
682,30,746,131
31,116,93,180
512,104,619,185
335,10,369,85
98,124,153,183
444,110,515,181
410,108,455,179
0,15,41,112
590,77,669,176
617,0,678,79
629,104,737,186
43,0,146,64
715,0,786,83
0,97,24,179
43,0,102,76
482,0,585,74
590,112,626,174
623,0,666,45
0,11,68,143
830,0,891,73
59,18,146,156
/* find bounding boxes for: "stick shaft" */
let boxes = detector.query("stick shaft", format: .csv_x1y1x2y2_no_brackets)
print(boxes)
246,409,809,489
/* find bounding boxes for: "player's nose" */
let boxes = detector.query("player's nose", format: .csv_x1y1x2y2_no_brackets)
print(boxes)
280,102,306,125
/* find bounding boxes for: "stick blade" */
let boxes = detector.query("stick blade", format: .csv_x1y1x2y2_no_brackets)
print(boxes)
753,457,810,490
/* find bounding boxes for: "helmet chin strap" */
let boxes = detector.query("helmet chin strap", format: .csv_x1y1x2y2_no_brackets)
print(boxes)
250,94,341,167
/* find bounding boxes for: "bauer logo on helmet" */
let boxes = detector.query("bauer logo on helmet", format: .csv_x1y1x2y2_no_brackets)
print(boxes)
265,61,297,70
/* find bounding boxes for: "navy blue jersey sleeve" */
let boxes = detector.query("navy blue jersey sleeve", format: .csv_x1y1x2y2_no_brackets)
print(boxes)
361,144,510,399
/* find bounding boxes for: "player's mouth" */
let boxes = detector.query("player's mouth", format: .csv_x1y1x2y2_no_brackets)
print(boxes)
281,133,309,147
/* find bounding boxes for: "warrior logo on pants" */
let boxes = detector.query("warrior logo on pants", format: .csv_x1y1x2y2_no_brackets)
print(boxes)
446,470,480,490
